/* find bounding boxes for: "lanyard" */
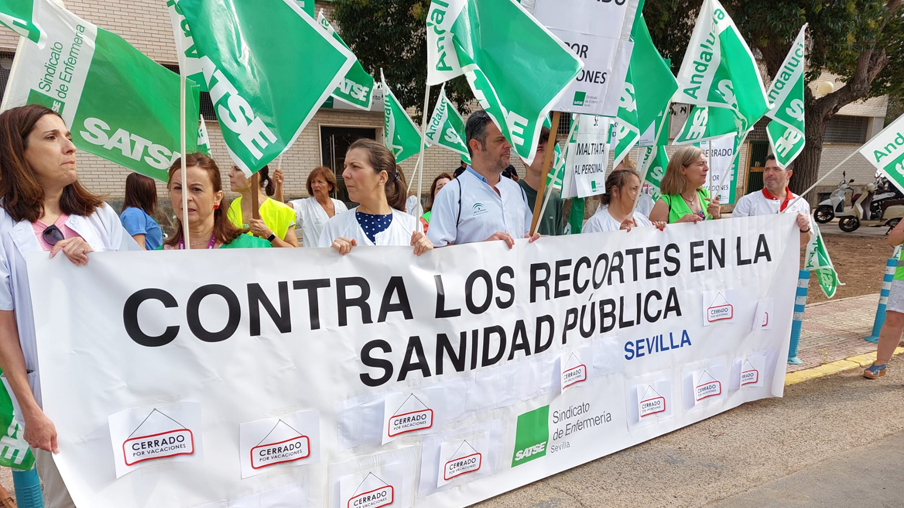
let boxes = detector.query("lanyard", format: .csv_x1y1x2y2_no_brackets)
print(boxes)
178,235,216,250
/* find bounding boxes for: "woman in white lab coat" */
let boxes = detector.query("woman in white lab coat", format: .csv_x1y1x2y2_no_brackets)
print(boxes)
0,104,140,507
318,139,433,255
286,166,348,247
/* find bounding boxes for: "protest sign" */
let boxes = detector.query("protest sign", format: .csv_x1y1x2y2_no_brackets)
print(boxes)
527,0,640,116
701,134,740,204
563,115,612,198
31,215,798,507
1,0,199,182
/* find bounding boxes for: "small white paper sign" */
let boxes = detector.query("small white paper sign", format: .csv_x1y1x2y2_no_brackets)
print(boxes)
703,290,738,326
637,384,666,419
108,401,202,478
692,370,723,403
239,410,320,479
559,352,588,393
339,469,399,508
752,298,774,331
382,393,434,444
739,354,767,388
228,483,305,508
436,432,488,488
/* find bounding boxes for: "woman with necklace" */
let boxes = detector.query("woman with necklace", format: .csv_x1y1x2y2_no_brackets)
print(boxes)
318,139,433,256
649,146,722,224
285,166,348,247
163,154,271,250
227,165,298,247
584,169,667,233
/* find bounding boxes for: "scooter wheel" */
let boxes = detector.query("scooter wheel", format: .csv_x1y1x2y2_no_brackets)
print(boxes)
814,205,834,224
839,216,860,232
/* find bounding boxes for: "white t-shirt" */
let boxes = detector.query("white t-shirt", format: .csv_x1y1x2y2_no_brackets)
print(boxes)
732,189,811,218
583,206,653,234
317,208,417,248
289,197,348,248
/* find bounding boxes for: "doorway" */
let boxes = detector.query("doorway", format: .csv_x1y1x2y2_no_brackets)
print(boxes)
320,126,378,206
745,140,770,194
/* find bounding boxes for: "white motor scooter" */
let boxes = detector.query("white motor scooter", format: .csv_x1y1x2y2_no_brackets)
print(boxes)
837,181,904,233
813,176,853,224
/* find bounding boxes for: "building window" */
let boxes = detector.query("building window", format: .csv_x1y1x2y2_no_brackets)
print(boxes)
0,52,14,106
162,64,217,121
824,115,868,144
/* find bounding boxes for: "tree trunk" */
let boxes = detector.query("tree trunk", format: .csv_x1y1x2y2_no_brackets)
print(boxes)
789,103,828,198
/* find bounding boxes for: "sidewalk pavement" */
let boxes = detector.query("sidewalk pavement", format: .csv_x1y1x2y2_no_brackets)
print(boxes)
789,293,883,376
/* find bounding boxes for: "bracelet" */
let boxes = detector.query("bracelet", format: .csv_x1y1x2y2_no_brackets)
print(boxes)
801,227,811,233
267,233,276,243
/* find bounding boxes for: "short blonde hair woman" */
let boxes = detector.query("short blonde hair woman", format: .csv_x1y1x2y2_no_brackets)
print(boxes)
649,146,722,224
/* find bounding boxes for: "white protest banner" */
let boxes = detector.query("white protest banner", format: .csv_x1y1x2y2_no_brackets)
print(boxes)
563,114,612,198
31,215,798,507
527,0,640,116
701,134,740,204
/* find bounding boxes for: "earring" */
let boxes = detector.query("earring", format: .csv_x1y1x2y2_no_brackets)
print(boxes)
213,204,219,210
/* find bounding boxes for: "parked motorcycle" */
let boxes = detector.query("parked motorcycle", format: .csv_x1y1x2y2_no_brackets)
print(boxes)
814,177,853,223
837,180,904,233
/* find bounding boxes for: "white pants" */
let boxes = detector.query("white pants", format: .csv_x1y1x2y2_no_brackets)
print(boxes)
35,450,76,508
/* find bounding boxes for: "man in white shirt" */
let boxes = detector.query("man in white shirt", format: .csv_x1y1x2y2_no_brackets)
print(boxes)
732,154,812,246
428,111,540,248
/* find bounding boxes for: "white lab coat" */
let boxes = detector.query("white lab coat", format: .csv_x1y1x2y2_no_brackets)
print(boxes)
290,197,348,247
317,208,417,248
583,206,653,233
0,203,140,416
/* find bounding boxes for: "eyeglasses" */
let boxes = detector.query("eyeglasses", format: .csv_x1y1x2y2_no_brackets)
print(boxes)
42,224,64,247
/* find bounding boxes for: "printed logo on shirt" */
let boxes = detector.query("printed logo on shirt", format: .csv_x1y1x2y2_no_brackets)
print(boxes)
472,202,488,217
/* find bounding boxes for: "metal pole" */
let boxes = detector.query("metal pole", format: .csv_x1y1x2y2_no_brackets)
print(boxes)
788,269,810,365
865,246,901,343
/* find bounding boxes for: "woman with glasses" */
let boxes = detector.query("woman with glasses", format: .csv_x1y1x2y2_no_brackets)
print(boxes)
648,145,722,224
227,164,298,247
164,154,272,250
0,104,141,507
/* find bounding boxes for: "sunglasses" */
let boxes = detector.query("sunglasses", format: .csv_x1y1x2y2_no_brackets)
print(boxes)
42,224,64,247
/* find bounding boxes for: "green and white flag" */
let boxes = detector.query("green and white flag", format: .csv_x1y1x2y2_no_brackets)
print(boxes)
1,0,199,181
197,115,211,157
613,15,677,166
381,71,424,164
297,0,314,18
860,114,904,193
179,0,355,174
672,0,769,144
0,0,40,42
766,25,807,169
0,373,34,471
426,0,583,165
547,144,565,189
564,197,585,235
317,9,375,111
639,145,668,200
425,85,470,163
166,0,207,92
804,222,841,298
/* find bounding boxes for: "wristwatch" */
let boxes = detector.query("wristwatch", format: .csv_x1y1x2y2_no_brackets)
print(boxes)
267,233,276,243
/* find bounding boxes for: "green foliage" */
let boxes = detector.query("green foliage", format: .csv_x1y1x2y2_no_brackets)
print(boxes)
331,0,474,121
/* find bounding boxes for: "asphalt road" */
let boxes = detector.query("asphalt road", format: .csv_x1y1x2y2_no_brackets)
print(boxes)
474,368,904,508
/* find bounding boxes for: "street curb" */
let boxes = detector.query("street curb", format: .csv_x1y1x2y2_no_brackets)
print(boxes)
785,346,904,386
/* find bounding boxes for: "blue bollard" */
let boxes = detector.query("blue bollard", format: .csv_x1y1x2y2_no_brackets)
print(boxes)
788,270,810,365
12,465,44,508
865,253,899,343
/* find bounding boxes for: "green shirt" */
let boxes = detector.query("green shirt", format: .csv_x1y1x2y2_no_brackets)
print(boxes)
156,233,272,250
518,179,564,236
658,188,713,224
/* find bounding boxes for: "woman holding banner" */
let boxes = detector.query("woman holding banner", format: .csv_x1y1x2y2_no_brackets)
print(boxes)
318,139,433,255
164,154,271,250
0,104,143,506
227,165,298,247
865,219,904,378
286,166,348,247
649,146,722,224
584,169,667,233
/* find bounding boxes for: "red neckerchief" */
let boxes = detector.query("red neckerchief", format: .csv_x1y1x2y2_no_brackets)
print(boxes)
762,188,794,212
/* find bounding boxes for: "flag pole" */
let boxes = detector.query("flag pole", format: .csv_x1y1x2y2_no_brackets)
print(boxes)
179,73,191,248
784,149,861,213
413,84,431,233
633,102,671,211
251,173,261,221
531,110,561,236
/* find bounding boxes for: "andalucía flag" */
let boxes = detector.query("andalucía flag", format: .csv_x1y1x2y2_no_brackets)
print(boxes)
381,70,424,163
860,114,904,193
672,0,769,144
317,9,375,111
766,25,807,169
805,222,841,298
178,0,355,174
425,85,470,163
197,116,212,157
0,0,40,42
0,0,200,181
613,15,677,166
426,0,582,165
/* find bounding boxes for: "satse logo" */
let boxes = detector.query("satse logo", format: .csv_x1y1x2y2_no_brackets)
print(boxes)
122,409,194,466
250,420,310,470
512,405,549,467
